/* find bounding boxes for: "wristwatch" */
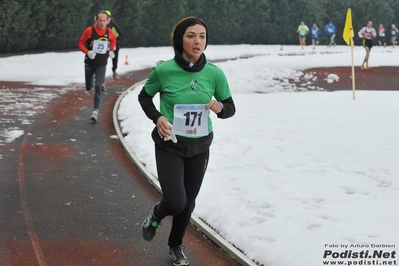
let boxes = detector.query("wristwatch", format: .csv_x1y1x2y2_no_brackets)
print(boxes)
218,102,224,110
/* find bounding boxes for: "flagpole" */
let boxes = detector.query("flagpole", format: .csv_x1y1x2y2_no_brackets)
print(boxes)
351,37,356,100
343,8,355,100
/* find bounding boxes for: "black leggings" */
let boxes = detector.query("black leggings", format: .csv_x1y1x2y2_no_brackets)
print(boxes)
112,47,119,72
154,145,209,247
84,64,106,111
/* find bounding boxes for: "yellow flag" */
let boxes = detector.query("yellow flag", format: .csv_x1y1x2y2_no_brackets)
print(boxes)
343,8,354,45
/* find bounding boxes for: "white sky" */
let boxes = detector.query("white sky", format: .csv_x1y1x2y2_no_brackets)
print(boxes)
1,44,399,266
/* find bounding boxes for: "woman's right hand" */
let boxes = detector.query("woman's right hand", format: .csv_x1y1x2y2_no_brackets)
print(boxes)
156,116,172,138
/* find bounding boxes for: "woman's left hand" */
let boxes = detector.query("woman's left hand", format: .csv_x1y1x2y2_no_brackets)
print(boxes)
205,100,223,114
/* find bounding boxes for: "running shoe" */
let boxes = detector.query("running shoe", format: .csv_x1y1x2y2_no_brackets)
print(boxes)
169,245,189,266
91,110,98,122
113,71,118,79
142,203,162,241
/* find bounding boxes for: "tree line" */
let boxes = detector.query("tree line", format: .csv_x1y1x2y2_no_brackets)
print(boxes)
1,0,399,53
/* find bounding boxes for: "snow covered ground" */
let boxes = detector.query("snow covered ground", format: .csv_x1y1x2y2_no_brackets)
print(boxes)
1,44,399,266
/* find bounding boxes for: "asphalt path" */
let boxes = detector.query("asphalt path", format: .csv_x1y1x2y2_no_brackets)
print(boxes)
0,70,240,266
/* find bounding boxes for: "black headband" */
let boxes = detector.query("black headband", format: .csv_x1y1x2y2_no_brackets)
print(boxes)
172,17,208,54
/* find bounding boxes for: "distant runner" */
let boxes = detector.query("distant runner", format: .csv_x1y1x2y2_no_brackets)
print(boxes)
105,10,125,80
358,20,376,70
324,21,337,47
77,10,116,122
390,24,398,48
378,24,386,47
310,23,322,49
297,21,309,49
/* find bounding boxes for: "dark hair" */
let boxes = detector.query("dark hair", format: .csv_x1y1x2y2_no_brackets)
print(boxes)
171,17,208,54
95,10,109,20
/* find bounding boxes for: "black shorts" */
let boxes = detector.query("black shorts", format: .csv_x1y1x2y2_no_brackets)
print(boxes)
362,39,373,49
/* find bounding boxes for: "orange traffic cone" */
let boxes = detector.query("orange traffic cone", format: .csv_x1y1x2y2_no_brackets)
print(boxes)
124,55,129,65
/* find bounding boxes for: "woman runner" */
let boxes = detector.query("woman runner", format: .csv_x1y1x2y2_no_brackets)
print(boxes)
138,17,236,266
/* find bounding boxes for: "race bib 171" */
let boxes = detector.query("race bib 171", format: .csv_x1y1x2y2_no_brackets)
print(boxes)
173,104,210,137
